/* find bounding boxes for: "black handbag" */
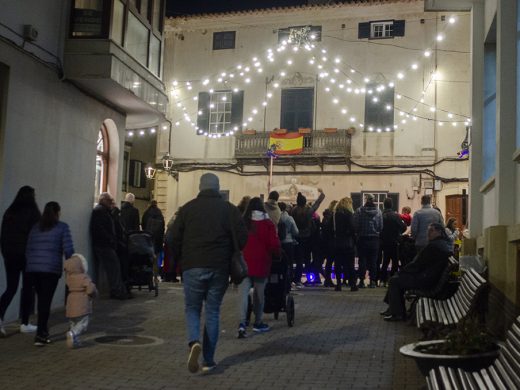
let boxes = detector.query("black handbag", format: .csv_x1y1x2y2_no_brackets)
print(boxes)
229,209,248,285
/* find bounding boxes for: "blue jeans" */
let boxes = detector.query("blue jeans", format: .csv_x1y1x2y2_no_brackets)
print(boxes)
357,237,380,284
238,276,267,325
182,267,229,366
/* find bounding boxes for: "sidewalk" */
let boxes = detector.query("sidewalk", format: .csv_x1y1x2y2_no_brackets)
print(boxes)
0,283,425,390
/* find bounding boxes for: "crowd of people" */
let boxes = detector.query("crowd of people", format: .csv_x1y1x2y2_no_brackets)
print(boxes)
0,175,463,373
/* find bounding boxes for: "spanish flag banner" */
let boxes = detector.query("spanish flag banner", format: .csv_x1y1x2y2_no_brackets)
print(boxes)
269,132,304,155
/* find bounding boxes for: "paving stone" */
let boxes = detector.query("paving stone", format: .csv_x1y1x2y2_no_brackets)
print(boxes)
0,283,424,389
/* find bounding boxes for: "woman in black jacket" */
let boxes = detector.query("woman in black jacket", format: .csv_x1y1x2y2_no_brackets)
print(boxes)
0,186,41,335
326,197,357,291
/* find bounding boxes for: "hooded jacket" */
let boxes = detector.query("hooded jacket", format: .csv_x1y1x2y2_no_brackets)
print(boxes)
264,199,281,226
64,254,97,318
291,192,325,239
243,211,281,277
353,202,383,238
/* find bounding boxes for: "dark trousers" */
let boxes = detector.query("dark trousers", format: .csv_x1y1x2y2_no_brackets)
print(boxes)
282,242,295,282
385,273,424,317
294,238,311,283
25,272,60,337
333,249,356,286
0,256,33,324
357,237,380,284
93,246,126,296
379,242,399,283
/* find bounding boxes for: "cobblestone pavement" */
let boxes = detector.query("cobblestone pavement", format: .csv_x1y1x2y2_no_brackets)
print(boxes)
0,283,425,390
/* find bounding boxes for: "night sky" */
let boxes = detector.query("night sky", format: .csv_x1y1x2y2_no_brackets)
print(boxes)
166,0,313,17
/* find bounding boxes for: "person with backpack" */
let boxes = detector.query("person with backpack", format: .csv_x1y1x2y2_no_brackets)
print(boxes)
278,202,299,283
290,189,325,286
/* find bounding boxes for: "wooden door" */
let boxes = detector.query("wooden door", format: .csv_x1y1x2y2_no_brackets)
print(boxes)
445,194,467,228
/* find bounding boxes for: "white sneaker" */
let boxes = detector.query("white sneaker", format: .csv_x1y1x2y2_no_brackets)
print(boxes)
66,331,74,349
0,319,6,337
20,323,37,333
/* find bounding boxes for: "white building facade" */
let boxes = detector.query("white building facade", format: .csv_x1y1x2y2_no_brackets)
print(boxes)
0,0,167,321
160,0,470,223
425,0,520,335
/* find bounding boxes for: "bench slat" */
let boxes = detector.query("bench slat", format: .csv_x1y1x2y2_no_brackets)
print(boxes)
461,369,481,390
498,350,520,388
480,367,498,389
427,369,442,390
487,365,508,390
438,366,454,390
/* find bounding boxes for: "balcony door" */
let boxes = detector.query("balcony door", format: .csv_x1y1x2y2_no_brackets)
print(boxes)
281,88,313,132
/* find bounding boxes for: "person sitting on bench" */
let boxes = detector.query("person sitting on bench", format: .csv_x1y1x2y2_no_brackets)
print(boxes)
381,222,451,322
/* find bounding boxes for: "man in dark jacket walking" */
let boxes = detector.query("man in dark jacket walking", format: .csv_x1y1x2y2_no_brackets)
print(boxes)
378,198,407,286
120,193,140,232
171,173,247,374
354,193,383,288
381,223,451,321
90,192,128,300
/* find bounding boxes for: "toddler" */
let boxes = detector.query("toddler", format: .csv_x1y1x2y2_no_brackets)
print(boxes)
64,253,97,348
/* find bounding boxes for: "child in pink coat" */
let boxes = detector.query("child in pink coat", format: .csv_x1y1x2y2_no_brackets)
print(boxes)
64,253,97,348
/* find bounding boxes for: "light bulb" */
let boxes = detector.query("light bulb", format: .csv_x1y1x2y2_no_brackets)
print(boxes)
449,16,456,24
411,63,418,70
424,50,431,57
397,72,404,79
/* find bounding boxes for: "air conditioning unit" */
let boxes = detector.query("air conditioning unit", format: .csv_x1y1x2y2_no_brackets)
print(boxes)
23,25,38,42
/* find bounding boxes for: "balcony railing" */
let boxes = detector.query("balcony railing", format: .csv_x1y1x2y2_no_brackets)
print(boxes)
235,129,351,158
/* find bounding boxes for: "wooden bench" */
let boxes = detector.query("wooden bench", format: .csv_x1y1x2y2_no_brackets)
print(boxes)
426,315,520,389
416,268,488,333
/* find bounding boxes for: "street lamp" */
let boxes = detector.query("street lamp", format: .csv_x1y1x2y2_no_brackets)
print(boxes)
144,163,156,179
161,120,175,172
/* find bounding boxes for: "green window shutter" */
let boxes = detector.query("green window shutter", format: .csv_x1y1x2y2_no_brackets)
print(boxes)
358,22,370,39
393,20,405,37
231,90,244,131
196,92,210,134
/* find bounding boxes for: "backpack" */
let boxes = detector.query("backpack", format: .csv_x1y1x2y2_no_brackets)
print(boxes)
278,220,287,241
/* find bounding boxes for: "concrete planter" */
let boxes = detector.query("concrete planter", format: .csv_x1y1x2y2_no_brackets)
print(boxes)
399,340,500,376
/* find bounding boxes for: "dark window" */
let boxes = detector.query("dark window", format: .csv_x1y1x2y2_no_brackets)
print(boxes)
70,0,111,38
129,160,146,188
196,90,244,135
364,83,395,132
278,25,322,44
351,192,398,211
213,31,236,50
358,20,405,39
281,88,314,132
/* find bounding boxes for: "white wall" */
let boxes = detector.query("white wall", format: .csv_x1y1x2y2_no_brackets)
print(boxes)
0,42,125,322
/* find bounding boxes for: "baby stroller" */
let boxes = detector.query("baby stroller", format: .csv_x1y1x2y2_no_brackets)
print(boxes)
126,231,159,297
247,251,295,327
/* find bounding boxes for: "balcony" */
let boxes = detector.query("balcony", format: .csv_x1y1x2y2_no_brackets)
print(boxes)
235,129,352,166
64,39,168,129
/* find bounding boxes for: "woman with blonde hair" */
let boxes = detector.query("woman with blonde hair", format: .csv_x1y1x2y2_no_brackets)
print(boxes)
325,197,357,291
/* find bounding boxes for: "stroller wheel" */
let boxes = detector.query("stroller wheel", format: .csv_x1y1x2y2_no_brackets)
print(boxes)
286,295,295,327
274,312,279,320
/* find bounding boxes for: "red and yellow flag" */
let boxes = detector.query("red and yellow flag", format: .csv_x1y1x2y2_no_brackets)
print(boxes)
269,132,303,155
